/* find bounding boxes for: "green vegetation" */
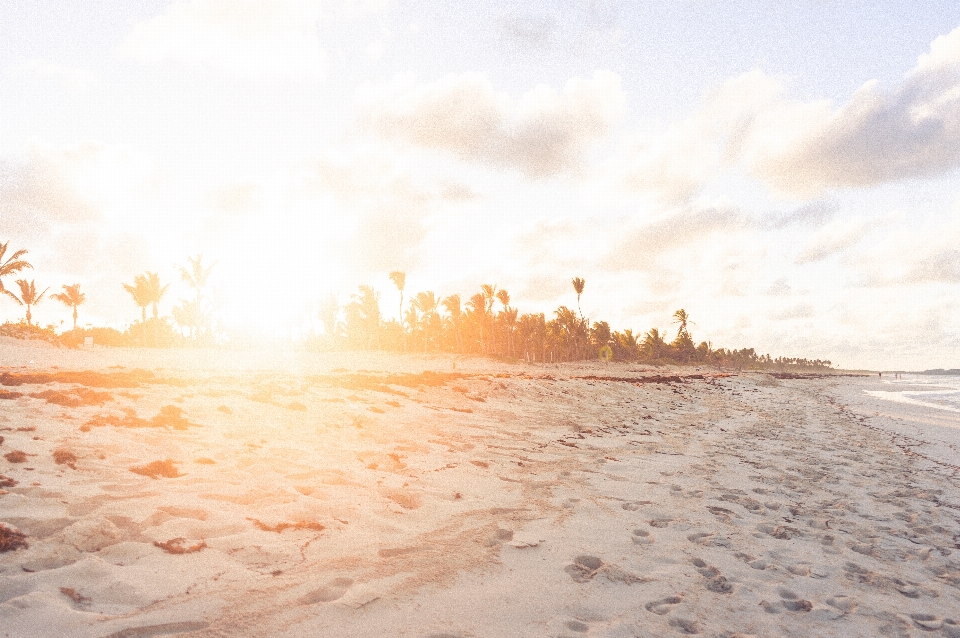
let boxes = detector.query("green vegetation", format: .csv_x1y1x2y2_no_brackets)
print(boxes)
0,237,833,370
312,276,833,371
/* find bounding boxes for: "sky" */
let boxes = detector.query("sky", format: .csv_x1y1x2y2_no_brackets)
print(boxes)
1,0,960,370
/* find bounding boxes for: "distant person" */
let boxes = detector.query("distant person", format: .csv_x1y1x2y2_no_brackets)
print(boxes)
879,372,882,378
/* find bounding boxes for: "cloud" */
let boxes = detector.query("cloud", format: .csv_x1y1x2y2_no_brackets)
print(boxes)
123,0,388,79
761,200,839,230
619,25,960,200
359,71,624,177
313,153,439,273
500,13,558,50
794,217,874,264
770,303,815,320
603,206,750,270
617,70,785,204
765,277,792,296
739,25,960,195
0,150,100,238
902,249,960,283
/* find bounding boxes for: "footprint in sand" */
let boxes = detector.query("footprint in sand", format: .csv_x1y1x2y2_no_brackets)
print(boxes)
687,532,714,545
565,555,604,583
909,614,944,631
102,622,210,638
668,617,701,634
777,588,812,612
691,558,732,594
565,619,589,633
944,619,960,638
825,595,857,614
298,577,354,604
645,595,683,615
632,529,655,545
622,500,652,511
649,519,671,528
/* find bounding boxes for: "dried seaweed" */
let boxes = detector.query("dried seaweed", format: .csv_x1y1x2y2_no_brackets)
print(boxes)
247,518,325,533
4,450,27,463
0,525,28,552
53,449,78,469
153,537,207,554
60,587,90,604
29,388,113,407
129,459,183,479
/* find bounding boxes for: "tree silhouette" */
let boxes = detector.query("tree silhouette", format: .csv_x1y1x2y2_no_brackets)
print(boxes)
14,280,48,326
572,277,585,322
641,328,668,360
143,272,169,320
672,309,692,339
123,275,152,345
179,254,216,302
442,294,462,353
0,241,31,305
51,284,86,330
389,271,406,322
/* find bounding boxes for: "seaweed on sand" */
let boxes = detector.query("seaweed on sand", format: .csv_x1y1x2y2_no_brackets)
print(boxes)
153,537,207,554
29,388,113,407
4,450,27,463
53,449,78,469
60,587,90,604
130,459,183,479
247,518,325,533
0,524,28,552
83,405,197,432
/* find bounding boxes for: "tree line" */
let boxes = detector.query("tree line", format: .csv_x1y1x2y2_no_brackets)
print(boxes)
0,239,832,370
0,240,216,347
314,271,832,371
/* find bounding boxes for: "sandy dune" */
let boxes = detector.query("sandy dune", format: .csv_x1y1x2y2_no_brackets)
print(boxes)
1,344,958,637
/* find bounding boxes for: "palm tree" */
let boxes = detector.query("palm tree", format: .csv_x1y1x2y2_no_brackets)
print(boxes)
123,275,152,344
179,254,216,302
0,241,31,305
389,271,406,322
480,284,497,354
672,309,692,340
466,292,487,353
143,272,169,320
14,280,48,326
51,284,86,330
641,328,668,360
442,294,462,353
572,277,585,322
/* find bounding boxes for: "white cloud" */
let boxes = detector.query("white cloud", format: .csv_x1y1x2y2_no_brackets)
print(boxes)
123,0,389,79
795,217,873,264
617,26,960,200
359,71,625,177
740,26,960,195
617,70,785,204
603,206,750,270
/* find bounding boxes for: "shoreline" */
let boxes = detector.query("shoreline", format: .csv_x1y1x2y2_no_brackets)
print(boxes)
1,348,958,637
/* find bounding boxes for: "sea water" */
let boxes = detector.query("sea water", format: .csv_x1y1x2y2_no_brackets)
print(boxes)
865,374,960,414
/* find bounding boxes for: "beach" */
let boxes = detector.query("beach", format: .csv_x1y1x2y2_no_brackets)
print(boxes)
1,339,959,638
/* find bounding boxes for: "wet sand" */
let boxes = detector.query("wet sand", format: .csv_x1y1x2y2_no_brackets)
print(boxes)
1,340,958,638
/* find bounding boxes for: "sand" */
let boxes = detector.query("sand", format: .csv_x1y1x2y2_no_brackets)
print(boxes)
1,342,959,637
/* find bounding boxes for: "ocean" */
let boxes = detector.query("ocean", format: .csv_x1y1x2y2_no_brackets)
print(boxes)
865,374,960,414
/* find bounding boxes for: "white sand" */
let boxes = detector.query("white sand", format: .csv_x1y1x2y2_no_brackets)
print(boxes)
1,345,958,637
